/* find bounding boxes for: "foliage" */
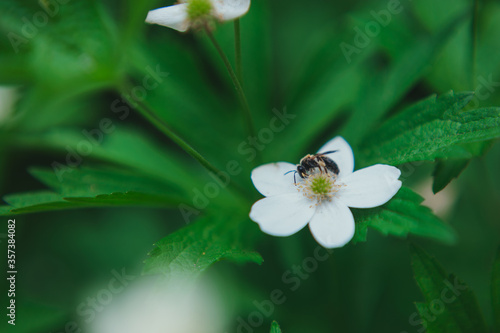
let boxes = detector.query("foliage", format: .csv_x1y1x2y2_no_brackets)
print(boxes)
410,245,488,333
352,187,456,244
0,0,499,332
271,321,283,333
143,214,263,278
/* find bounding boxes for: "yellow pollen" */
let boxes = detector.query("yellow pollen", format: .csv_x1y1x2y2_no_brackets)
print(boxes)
295,170,343,205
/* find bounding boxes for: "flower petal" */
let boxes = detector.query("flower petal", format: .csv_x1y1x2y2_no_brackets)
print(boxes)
251,162,297,197
339,164,402,208
250,193,315,237
316,136,354,178
145,4,189,32
309,200,355,248
212,0,250,21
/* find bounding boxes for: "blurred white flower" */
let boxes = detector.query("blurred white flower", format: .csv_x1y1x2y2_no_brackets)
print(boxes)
145,0,251,32
89,277,225,333
0,86,18,124
249,136,402,248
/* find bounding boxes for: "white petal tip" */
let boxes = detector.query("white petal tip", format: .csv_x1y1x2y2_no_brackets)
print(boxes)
213,0,251,21
250,162,296,197
315,238,352,249
339,164,402,208
309,201,355,249
317,136,355,177
249,194,314,237
144,5,189,32
311,225,355,249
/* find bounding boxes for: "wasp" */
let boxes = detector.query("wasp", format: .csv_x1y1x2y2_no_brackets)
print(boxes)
285,150,339,183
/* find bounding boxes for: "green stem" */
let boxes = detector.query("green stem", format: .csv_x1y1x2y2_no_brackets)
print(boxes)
234,19,243,84
205,28,258,160
470,0,479,89
119,83,224,177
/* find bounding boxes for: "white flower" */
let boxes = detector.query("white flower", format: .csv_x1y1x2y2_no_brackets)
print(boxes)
0,86,17,124
88,277,225,333
145,0,251,32
249,136,402,248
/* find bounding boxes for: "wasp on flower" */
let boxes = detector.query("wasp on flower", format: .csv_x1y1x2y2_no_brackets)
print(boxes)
285,150,339,184
249,136,402,249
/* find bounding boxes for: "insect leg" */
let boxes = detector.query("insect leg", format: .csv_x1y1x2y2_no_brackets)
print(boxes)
284,170,298,184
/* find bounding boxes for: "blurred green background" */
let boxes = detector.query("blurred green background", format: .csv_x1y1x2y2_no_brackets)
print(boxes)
1,0,499,332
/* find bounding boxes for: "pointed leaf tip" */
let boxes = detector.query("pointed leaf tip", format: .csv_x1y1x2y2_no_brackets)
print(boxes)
270,321,282,333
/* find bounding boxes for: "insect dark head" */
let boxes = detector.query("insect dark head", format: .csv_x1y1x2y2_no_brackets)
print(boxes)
284,164,309,184
297,165,307,178
300,157,319,170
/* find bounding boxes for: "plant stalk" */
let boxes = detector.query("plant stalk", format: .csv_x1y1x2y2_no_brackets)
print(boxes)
205,28,259,162
234,19,243,84
119,83,224,178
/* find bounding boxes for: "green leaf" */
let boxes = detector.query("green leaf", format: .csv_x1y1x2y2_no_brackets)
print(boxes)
0,191,182,216
123,0,157,42
365,92,473,147
341,11,469,146
14,127,202,194
0,0,119,83
0,167,187,215
411,0,473,92
143,214,263,279
410,245,488,333
0,206,12,215
0,190,182,215
28,166,185,198
432,158,470,193
493,247,500,331
352,187,456,244
360,91,500,166
270,321,282,333
0,0,120,132
64,192,180,206
270,53,366,161
131,35,249,167
2,191,68,212
432,140,495,193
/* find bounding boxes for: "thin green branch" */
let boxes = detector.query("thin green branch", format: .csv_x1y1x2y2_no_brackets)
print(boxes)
234,19,243,84
205,28,258,160
118,83,223,178
470,0,479,89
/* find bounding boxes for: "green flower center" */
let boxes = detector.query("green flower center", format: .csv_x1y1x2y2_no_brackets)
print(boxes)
187,0,213,21
296,171,343,205
310,176,331,195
